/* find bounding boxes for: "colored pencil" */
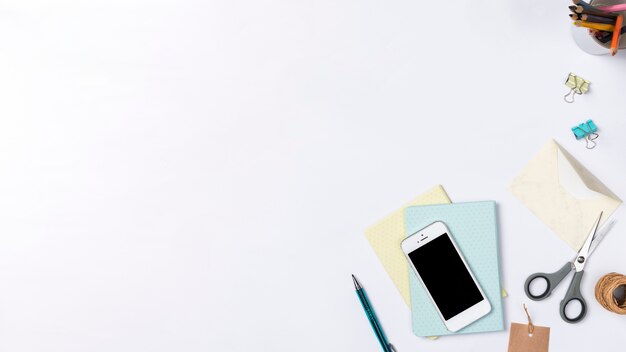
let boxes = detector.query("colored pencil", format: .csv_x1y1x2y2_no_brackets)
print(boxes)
573,0,595,10
598,4,626,12
570,13,582,20
582,14,616,24
573,5,618,17
590,9,618,18
611,15,623,55
574,20,615,31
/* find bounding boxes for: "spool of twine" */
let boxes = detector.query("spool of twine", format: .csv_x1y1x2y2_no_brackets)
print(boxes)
595,272,626,314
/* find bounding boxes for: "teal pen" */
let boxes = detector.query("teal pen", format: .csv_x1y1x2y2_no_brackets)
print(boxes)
352,274,394,352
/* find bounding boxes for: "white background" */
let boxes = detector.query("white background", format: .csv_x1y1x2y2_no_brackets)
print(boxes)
2,0,626,351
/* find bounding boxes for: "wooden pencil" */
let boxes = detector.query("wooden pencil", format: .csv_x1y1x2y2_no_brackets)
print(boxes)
574,20,615,31
581,14,616,24
573,0,595,9
570,13,582,20
598,3,626,12
611,15,623,55
588,8,618,18
573,5,618,17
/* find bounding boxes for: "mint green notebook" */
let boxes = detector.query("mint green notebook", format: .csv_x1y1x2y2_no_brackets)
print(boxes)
404,201,503,337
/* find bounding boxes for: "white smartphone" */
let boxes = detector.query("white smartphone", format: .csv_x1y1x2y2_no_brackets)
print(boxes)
401,221,491,332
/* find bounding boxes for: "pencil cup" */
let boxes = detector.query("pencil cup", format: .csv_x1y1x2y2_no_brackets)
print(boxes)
572,0,626,55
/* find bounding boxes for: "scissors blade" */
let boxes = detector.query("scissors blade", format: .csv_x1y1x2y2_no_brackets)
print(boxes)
589,219,616,256
574,212,603,272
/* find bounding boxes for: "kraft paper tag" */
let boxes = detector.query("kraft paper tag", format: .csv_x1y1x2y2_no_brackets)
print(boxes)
507,323,550,352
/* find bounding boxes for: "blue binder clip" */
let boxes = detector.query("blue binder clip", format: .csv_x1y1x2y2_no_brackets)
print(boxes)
572,119,599,149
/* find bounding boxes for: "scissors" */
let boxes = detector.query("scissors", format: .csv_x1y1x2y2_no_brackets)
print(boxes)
524,212,610,323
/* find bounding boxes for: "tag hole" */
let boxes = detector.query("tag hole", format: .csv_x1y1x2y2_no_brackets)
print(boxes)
528,333,533,337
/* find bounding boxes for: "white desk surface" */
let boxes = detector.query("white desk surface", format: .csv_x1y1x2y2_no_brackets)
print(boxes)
2,1,626,351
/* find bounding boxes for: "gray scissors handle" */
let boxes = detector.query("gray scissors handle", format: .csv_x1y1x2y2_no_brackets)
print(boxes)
524,262,572,300
559,270,587,323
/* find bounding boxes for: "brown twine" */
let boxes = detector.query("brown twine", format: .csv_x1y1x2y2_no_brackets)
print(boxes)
523,304,534,334
594,272,626,315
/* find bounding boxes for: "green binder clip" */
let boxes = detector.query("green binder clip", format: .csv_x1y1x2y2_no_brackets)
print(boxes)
564,73,590,103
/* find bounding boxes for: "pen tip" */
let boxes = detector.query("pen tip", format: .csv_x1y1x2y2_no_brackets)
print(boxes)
352,274,361,289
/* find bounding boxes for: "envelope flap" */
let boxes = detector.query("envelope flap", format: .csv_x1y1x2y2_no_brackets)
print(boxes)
556,141,621,202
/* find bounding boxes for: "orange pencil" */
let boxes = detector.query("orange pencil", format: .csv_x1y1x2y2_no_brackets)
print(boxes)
611,15,623,56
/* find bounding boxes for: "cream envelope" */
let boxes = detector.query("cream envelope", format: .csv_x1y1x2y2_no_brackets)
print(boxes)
509,139,621,251
364,185,451,307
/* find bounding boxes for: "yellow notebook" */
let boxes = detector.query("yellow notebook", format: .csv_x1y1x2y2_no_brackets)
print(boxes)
364,185,451,307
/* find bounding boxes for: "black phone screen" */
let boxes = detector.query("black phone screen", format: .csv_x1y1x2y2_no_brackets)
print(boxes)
408,233,484,320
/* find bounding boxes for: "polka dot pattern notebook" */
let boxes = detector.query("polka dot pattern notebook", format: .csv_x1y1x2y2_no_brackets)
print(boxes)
405,201,504,337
